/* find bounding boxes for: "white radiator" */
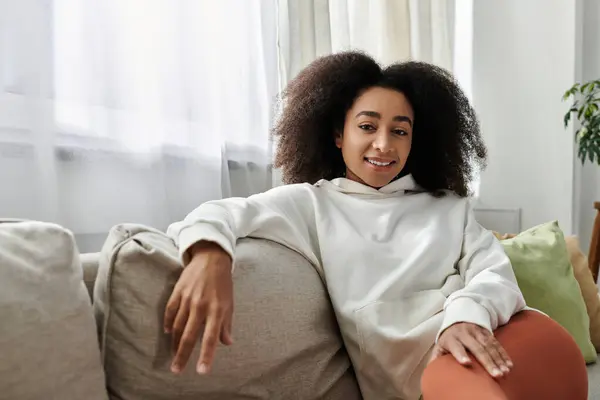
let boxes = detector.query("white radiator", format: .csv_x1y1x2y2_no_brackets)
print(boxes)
473,207,522,234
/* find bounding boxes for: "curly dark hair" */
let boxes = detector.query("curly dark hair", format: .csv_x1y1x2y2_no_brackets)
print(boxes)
272,51,487,197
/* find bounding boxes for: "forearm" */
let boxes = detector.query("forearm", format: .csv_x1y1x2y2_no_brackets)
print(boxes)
167,184,321,270
439,270,526,338
438,201,527,339
168,201,240,266
186,240,233,267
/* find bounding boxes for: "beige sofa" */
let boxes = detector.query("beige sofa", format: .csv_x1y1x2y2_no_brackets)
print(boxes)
1,220,600,399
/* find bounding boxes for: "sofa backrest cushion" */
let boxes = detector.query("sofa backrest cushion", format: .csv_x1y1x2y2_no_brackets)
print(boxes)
0,220,108,400
94,224,360,400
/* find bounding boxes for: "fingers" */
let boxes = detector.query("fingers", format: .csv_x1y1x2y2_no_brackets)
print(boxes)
169,298,232,374
220,313,234,346
497,342,514,368
476,329,513,368
445,339,472,366
164,289,181,334
171,308,202,373
428,344,444,364
165,250,234,376
461,334,504,377
438,323,513,379
171,299,190,355
474,329,512,373
197,311,221,374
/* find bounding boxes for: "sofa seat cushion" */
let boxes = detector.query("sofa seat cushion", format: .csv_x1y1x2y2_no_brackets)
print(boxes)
94,224,360,400
0,220,108,400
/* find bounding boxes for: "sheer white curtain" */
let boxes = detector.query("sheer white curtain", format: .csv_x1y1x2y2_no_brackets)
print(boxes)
0,0,469,251
276,0,454,89
0,0,278,251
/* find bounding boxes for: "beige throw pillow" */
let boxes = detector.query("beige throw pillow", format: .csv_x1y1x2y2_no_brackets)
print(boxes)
0,220,108,400
565,236,600,352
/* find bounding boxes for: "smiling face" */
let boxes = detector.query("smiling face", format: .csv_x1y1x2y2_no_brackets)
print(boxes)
335,86,414,188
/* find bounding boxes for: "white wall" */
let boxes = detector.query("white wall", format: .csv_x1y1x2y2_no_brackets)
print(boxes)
576,0,600,254
472,0,578,234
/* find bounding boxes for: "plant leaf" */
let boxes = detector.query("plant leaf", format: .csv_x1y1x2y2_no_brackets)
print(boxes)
586,105,595,118
563,83,581,100
582,82,592,93
594,146,600,166
590,116,600,133
564,106,577,128
567,79,600,165
564,112,571,128
579,147,587,165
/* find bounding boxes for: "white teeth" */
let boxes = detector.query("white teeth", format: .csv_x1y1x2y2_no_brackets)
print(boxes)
367,159,393,166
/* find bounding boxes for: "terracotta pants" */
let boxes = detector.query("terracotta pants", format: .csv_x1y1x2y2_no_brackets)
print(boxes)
421,311,589,400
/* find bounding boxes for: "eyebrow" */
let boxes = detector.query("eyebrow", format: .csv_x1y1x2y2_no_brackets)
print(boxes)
355,111,413,126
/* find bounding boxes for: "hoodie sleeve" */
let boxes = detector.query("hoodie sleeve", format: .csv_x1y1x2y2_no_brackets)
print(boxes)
166,184,321,272
436,200,526,340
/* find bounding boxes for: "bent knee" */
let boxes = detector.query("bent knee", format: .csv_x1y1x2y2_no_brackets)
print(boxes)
421,355,507,400
422,311,589,400
496,310,587,366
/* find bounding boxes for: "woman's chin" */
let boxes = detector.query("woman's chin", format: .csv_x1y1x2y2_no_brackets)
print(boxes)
359,173,398,189
345,164,402,188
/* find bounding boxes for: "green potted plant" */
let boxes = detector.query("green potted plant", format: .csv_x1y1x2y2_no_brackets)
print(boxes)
563,79,600,282
563,79,600,164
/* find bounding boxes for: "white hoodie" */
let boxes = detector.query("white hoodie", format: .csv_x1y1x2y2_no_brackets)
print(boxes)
167,174,527,400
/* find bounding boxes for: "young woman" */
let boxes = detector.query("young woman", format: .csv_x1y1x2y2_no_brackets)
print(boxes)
163,52,588,399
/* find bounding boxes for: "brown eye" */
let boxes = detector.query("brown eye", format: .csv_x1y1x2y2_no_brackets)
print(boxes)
359,124,375,131
393,129,408,136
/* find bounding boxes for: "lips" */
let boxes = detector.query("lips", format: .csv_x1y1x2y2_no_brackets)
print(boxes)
364,157,396,167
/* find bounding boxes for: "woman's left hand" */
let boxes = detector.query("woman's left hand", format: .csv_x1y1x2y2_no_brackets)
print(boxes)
429,322,513,378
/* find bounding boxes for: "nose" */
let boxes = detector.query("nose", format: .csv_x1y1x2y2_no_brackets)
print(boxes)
372,131,393,153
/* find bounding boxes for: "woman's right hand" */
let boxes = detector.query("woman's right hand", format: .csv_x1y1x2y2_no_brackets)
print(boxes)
164,241,234,375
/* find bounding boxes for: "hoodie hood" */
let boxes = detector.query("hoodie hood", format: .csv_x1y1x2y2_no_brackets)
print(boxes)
315,174,421,195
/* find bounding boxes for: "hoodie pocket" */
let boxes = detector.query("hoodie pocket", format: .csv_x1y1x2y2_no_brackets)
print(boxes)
354,290,447,399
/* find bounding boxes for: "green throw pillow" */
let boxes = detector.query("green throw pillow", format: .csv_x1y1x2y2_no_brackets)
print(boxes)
499,220,596,363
